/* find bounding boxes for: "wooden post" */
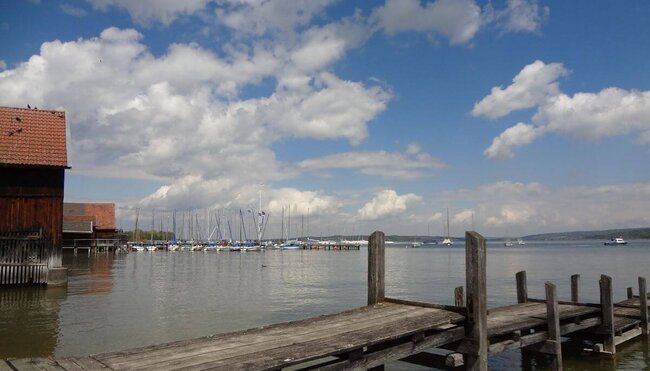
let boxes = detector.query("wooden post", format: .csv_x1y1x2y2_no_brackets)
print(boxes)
571,274,580,303
516,271,527,304
599,275,615,355
465,231,488,371
368,231,385,306
640,276,648,336
545,282,563,370
627,287,634,299
455,286,465,307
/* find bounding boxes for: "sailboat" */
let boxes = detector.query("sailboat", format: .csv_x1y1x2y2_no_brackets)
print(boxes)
441,209,453,246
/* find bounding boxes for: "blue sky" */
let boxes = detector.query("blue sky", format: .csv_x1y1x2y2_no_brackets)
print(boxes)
2,0,650,238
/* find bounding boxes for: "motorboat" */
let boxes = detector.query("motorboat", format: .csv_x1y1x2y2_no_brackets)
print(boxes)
604,237,627,245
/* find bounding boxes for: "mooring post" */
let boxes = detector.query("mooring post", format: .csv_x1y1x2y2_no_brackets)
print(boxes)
465,231,488,371
571,274,580,303
598,275,615,355
639,276,648,336
627,287,634,299
368,231,385,306
545,282,563,370
516,271,527,304
455,286,465,307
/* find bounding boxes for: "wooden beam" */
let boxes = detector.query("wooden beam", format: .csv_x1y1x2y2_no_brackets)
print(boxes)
455,286,464,307
599,274,615,355
400,350,464,369
545,282,563,370
465,231,488,371
516,271,527,304
640,276,648,336
628,287,634,299
571,274,580,303
304,327,465,371
368,231,385,306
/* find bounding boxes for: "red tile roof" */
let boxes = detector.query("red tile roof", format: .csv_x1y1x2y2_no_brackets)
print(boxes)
64,203,116,230
0,106,68,167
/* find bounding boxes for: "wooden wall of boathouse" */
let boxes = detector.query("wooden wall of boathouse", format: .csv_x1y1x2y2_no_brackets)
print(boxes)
0,166,65,269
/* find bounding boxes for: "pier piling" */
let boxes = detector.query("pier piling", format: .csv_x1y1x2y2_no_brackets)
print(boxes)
464,231,488,371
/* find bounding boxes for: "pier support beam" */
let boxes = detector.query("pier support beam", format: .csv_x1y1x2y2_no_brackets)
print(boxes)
516,271,528,304
455,286,464,307
597,275,615,355
465,231,488,371
571,274,580,303
368,231,385,306
545,282,563,370
640,277,648,336
367,231,385,371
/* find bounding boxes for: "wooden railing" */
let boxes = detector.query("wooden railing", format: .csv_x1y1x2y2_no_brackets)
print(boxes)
0,228,51,285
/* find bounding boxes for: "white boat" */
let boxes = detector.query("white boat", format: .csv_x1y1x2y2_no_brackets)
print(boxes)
503,240,514,247
280,240,304,249
410,241,422,248
604,237,627,245
517,239,526,245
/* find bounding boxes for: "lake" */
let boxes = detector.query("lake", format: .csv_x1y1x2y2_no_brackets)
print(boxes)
1,239,649,370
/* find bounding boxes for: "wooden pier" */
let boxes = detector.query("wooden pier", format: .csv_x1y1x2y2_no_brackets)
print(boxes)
3,231,649,370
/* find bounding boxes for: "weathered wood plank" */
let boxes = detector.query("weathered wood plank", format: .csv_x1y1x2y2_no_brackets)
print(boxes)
158,312,466,370
464,231,487,371
98,305,462,370
98,302,414,364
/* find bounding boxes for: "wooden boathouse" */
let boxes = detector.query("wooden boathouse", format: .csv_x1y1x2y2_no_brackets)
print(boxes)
63,202,121,255
4,230,650,370
0,106,69,285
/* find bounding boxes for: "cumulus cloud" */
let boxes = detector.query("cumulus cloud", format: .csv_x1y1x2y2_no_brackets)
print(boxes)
476,60,650,158
370,0,482,44
472,60,568,119
89,0,210,25
484,0,549,34
299,146,445,179
0,27,393,216
484,122,542,159
535,88,650,140
358,190,421,221
0,60,6,71
216,0,335,36
440,181,650,235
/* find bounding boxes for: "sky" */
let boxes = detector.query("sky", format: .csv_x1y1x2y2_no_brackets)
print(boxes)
2,0,650,239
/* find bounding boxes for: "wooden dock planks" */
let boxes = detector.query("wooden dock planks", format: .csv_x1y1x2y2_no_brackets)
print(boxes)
28,302,463,370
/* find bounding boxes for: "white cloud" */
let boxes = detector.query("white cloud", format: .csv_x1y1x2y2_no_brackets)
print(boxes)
477,61,650,158
89,0,210,25
299,147,445,179
441,181,650,235
484,122,541,159
60,3,87,17
472,60,568,119
216,0,335,36
534,88,650,140
0,60,6,71
358,190,422,221
370,0,482,44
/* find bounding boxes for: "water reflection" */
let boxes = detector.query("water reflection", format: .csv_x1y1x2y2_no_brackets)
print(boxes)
0,286,66,358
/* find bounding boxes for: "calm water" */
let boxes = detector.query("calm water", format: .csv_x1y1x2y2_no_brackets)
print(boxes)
1,240,650,370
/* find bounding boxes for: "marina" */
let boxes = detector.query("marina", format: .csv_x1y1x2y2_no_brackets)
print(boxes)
2,232,650,370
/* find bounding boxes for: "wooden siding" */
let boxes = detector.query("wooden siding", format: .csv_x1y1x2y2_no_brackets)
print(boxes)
0,167,64,267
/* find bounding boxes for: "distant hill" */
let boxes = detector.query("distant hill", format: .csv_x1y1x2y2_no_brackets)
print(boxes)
523,228,650,241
